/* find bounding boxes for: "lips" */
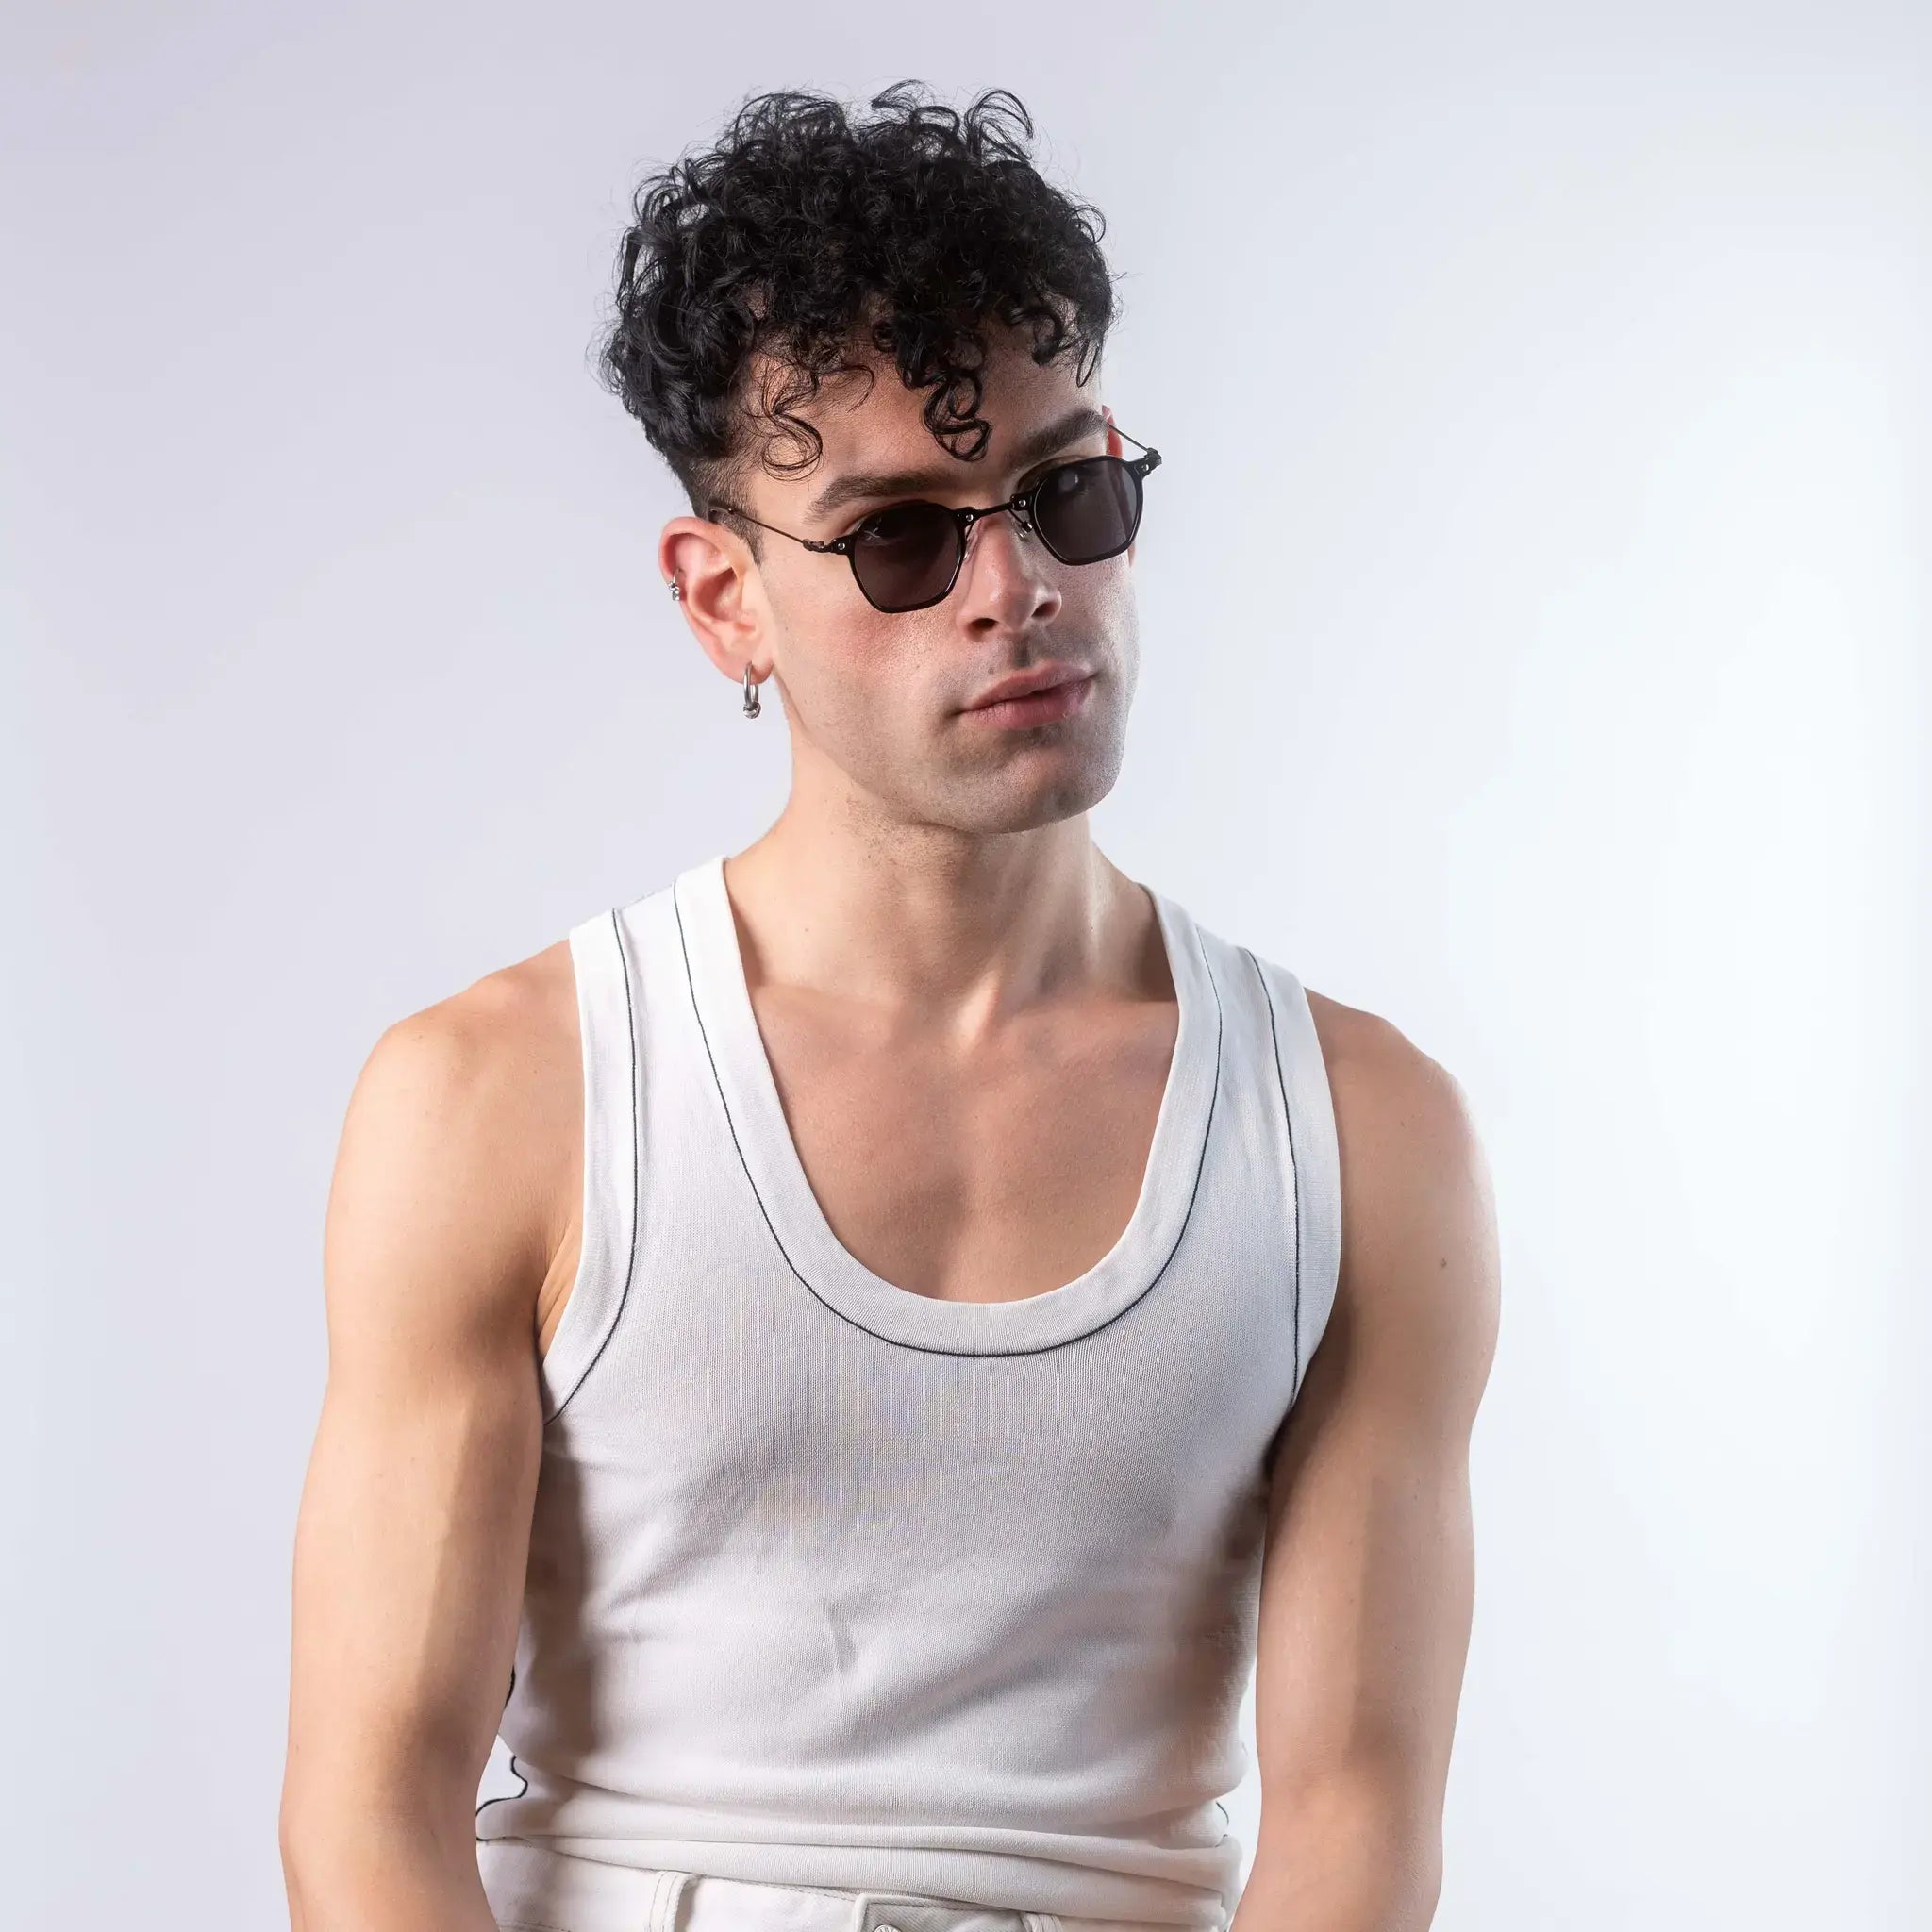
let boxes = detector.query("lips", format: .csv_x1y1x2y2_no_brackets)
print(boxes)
961,664,1092,710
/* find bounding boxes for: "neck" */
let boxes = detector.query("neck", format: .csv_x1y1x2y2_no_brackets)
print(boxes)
716,816,1163,1033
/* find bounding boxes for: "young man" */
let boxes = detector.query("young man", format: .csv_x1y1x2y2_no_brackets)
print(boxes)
280,83,1499,1932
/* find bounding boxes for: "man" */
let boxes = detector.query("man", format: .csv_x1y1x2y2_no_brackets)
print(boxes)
280,81,1499,1932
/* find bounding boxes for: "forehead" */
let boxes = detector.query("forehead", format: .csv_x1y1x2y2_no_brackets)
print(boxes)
742,325,1104,517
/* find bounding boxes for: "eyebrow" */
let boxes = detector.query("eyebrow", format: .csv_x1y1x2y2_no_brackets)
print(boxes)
801,403,1110,526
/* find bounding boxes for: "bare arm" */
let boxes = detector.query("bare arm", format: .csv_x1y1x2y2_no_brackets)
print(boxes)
279,947,579,1930
1231,1001,1501,1932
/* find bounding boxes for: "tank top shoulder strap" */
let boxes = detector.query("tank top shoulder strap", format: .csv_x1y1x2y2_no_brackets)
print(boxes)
1238,945,1343,1403
539,904,643,1426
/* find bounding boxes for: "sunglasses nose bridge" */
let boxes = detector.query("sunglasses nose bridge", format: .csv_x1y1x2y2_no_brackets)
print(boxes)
970,493,1039,543
958,500,1041,578
1005,480,1041,536
945,500,1019,572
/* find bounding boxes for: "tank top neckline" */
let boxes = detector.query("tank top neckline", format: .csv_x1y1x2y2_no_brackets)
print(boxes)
670,849,1223,1355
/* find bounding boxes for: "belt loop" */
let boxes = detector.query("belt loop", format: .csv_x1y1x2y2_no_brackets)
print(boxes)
647,1868,693,1932
1021,1916,1064,1932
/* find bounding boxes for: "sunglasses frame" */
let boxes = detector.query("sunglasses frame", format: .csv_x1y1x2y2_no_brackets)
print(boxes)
705,425,1162,614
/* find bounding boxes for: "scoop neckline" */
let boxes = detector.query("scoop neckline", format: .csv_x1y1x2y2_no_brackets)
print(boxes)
673,850,1222,1356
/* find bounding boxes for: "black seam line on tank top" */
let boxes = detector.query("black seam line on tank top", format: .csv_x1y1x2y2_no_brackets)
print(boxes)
475,1662,530,1835
675,878,1225,1358
542,907,643,1431
1242,946,1304,1407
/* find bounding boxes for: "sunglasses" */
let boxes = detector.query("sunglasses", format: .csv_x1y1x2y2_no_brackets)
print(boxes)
705,426,1161,614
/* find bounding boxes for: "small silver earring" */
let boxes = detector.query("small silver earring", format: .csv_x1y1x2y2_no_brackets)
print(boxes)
741,663,762,719
667,575,683,601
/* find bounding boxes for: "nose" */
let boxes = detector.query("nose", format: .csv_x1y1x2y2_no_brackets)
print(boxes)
957,504,1059,626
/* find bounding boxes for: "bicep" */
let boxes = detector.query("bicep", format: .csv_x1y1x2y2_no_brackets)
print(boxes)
1252,1027,1500,1820
283,1002,562,1840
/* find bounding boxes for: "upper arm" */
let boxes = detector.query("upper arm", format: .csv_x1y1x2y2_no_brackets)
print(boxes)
1250,998,1501,1844
280,944,580,1855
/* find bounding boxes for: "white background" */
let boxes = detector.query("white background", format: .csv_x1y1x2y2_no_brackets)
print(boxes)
3,4,1924,1926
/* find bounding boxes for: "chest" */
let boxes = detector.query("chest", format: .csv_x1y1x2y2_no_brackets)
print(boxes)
747,983,1180,1306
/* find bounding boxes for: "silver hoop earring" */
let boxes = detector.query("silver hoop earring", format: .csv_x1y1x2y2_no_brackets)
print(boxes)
667,575,683,601
741,663,762,719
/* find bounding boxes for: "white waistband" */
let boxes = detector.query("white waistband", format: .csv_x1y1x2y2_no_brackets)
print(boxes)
477,1840,1190,1932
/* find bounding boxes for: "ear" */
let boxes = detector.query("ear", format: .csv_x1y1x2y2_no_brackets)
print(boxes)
658,515,768,686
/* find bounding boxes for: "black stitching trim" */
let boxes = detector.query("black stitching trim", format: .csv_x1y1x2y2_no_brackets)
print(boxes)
1242,947,1303,1407
542,907,642,1429
474,1660,530,1836
675,876,1225,1358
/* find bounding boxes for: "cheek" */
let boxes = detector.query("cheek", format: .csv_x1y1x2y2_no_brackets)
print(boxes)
780,613,915,727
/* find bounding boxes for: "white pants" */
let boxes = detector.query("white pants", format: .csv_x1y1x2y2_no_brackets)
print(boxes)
477,1840,1198,1932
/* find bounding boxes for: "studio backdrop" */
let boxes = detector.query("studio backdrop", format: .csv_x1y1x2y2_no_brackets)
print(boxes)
2,5,1924,1927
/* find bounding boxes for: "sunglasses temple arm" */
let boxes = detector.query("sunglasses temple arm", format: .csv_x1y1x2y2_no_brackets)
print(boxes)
705,502,823,549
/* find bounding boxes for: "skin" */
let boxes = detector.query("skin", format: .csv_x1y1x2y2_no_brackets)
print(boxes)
279,319,1500,1932
1230,1018,1499,1931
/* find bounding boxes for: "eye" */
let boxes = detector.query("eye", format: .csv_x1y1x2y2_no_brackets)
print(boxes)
848,500,950,548
1034,451,1110,501
1024,448,1105,495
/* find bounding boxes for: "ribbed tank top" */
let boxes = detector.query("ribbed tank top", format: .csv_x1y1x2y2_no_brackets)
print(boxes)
475,852,1342,1930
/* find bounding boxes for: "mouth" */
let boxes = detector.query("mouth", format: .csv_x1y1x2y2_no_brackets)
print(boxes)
957,666,1096,730
960,663,1094,710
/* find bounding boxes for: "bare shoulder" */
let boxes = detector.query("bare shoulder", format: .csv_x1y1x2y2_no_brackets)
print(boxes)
1301,988,1500,1414
1303,987,1476,1172
350,934,580,1194
325,934,583,1360
363,934,579,1126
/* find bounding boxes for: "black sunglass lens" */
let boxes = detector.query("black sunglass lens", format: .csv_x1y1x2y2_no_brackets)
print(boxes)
1032,457,1141,563
848,501,961,611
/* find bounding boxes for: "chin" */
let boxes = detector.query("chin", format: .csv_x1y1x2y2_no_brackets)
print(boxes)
936,746,1129,833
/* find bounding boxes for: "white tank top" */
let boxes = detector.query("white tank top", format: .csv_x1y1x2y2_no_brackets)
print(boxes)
475,852,1342,1930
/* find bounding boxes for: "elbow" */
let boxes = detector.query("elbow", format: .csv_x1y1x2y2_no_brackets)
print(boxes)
278,1794,359,1922
277,1782,489,1930
1243,1765,1445,1932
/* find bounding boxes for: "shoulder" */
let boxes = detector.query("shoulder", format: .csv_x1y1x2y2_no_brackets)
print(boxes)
1208,929,1484,1260
1218,931,1471,1158
1303,987,1474,1170
327,934,585,1310
357,935,580,1148
1302,986,1500,1407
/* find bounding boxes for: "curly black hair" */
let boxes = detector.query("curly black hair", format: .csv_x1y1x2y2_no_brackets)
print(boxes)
598,81,1120,553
